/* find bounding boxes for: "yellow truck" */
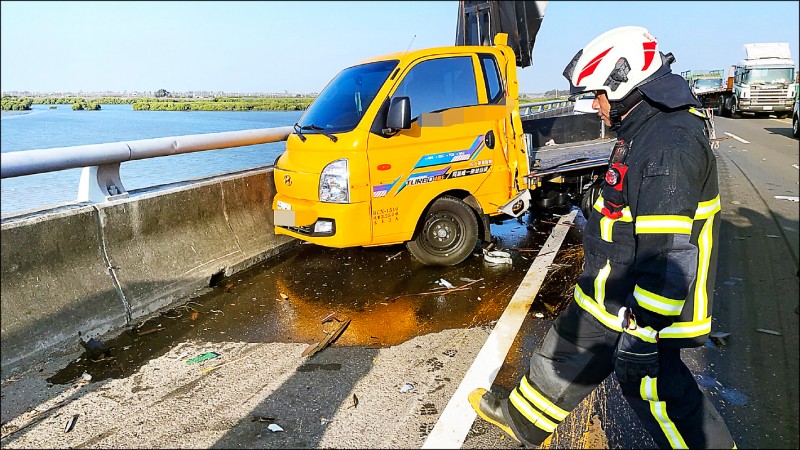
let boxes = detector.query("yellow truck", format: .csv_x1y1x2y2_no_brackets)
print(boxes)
272,1,610,266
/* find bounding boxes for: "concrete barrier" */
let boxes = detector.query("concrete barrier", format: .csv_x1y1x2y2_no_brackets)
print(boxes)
0,166,298,375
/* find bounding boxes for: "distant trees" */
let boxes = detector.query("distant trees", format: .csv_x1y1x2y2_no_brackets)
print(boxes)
131,97,314,111
155,89,170,98
71,100,101,110
1,95,33,110
34,97,135,105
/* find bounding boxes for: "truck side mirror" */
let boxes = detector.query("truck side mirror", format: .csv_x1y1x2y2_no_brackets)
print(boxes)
385,96,411,132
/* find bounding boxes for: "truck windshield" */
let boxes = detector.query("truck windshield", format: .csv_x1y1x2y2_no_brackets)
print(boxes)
298,60,398,133
694,78,722,90
743,67,795,84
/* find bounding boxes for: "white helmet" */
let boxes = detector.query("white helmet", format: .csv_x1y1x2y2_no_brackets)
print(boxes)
563,26,671,102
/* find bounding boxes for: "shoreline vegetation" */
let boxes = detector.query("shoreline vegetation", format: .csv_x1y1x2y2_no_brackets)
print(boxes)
3,93,568,112
1,95,316,112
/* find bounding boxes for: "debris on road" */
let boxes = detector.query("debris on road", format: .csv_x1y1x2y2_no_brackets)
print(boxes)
438,278,454,289
79,337,109,360
279,293,289,301
64,414,79,433
709,331,731,347
756,328,781,336
251,415,276,422
302,317,351,357
387,251,403,261
199,355,250,375
267,423,284,432
185,352,220,364
136,327,162,336
346,393,359,409
400,383,414,393
774,195,799,202
321,312,343,324
483,249,512,265
534,312,544,318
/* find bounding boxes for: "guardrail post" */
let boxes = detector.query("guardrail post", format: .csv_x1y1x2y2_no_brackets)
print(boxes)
77,163,129,203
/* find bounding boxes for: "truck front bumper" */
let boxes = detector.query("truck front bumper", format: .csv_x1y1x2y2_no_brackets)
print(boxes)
272,194,372,247
739,105,792,113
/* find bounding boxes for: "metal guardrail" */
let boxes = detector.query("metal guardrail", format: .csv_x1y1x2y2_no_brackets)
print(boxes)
519,99,574,118
1,99,576,205
1,127,293,202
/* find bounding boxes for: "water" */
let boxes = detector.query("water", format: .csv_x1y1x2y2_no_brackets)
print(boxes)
1,104,303,215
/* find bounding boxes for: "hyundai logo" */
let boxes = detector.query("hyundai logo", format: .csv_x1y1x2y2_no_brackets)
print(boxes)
284,175,292,186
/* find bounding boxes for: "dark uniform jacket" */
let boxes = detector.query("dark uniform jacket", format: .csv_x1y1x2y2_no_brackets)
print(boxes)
573,97,721,348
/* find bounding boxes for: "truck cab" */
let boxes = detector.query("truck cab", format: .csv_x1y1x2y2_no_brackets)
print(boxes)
729,43,796,118
272,34,530,266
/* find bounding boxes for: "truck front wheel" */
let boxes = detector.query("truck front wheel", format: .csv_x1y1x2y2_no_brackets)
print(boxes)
407,196,478,266
731,98,742,118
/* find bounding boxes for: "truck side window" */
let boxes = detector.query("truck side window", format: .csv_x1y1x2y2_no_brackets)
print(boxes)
479,55,504,104
395,56,478,120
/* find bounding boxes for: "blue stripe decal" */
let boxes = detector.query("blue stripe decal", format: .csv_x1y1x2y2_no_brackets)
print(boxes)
412,135,485,169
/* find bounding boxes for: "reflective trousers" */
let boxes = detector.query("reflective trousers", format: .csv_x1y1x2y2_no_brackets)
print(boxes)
502,301,735,449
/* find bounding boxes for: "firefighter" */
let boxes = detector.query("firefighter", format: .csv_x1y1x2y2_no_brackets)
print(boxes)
469,26,736,448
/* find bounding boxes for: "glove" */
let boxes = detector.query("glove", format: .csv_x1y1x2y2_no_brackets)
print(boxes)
614,311,659,382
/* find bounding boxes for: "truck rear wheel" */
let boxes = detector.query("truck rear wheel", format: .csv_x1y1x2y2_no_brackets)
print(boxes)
407,196,478,266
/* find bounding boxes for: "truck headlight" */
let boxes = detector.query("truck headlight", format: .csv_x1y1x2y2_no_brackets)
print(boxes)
319,159,349,203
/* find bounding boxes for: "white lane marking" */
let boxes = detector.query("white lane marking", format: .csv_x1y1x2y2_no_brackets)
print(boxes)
422,209,577,449
724,132,750,144
770,118,791,124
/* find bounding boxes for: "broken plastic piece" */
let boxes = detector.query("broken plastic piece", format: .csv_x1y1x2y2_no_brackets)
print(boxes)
64,414,79,433
483,249,512,265
267,424,284,432
400,383,414,393
438,278,454,289
186,352,220,364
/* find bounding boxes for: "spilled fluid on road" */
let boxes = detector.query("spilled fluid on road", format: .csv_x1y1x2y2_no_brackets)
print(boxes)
49,209,584,385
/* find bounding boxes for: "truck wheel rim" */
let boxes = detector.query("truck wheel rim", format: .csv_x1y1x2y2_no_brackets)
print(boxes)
422,212,463,254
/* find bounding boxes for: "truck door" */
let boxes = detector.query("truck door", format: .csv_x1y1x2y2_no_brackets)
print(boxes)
366,53,506,244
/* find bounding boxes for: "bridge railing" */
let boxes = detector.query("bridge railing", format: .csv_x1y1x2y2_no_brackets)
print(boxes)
1,127,293,203
1,99,578,206
519,99,574,119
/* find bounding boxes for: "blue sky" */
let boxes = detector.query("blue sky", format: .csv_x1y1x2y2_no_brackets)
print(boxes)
1,1,798,94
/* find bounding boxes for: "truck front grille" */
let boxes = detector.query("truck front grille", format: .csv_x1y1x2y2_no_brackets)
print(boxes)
750,87,789,106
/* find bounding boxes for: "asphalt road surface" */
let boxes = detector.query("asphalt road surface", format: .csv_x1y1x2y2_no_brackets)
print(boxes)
1,115,797,449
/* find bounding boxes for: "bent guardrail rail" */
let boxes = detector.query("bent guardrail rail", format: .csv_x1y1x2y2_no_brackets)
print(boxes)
1,126,293,202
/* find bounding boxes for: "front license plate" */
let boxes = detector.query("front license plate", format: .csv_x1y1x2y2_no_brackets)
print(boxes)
274,210,295,226
763,106,773,111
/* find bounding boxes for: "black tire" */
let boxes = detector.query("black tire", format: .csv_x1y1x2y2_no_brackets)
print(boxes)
793,113,799,138
716,98,725,117
581,182,602,219
731,98,741,118
406,196,478,266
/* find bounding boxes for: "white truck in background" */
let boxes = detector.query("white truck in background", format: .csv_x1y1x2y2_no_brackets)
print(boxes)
718,42,796,118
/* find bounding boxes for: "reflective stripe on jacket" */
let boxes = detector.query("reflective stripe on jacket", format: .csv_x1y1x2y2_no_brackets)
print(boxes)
575,99,721,348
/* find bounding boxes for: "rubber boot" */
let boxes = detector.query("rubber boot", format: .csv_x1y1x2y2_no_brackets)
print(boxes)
468,388,521,444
